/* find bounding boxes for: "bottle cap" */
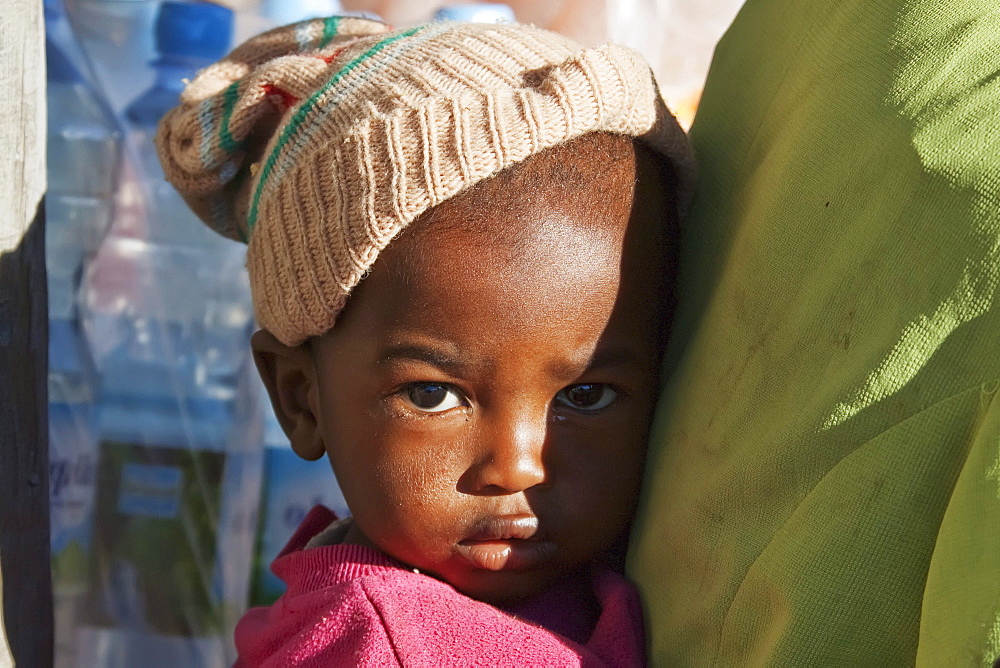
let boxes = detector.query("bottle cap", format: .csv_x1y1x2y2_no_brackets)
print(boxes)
259,0,343,26
433,3,515,23
156,1,233,62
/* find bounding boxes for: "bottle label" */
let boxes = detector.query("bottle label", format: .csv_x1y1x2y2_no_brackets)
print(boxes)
49,401,99,593
83,440,226,637
117,463,183,518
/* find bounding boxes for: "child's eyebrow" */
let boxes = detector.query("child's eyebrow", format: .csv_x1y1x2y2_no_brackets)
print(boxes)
377,342,466,374
377,341,650,379
587,347,648,370
548,346,647,380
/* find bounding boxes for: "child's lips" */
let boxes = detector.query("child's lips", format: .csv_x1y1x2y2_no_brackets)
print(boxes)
455,516,557,571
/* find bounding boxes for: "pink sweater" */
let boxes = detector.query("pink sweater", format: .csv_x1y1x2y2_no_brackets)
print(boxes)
234,507,645,666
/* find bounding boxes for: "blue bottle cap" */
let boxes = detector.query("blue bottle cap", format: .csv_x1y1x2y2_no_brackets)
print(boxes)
433,3,515,23
259,0,343,26
155,1,233,62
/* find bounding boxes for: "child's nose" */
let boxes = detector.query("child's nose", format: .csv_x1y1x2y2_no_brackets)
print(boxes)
469,408,548,495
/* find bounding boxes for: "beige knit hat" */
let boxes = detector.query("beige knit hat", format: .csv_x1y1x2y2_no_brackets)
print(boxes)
157,16,695,346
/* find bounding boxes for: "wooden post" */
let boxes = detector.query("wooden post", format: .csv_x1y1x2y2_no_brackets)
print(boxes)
0,0,52,665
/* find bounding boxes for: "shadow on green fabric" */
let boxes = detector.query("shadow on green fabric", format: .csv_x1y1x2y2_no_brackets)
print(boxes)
629,1,1000,665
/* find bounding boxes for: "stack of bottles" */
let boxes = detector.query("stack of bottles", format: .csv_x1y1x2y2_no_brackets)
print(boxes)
79,3,260,666
44,1,122,664
46,1,262,665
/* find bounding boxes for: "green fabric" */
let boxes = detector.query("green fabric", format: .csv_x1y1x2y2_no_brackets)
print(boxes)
628,0,1000,665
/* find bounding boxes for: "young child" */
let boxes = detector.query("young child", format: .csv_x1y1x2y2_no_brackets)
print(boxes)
157,16,694,666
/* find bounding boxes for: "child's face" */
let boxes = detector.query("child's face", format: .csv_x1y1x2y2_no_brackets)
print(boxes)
257,137,674,604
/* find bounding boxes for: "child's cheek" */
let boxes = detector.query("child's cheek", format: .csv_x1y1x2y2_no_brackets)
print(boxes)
361,447,473,567
366,423,473,515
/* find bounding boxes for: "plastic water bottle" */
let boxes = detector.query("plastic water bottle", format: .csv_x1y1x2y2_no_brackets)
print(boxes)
44,1,122,663
78,279,236,665
63,0,161,115
119,0,250,400
124,0,252,405
249,399,348,607
45,0,122,317
125,0,233,249
79,237,259,666
76,4,258,665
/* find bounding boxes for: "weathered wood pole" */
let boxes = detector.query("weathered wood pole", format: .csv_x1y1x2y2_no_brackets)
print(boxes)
0,0,52,665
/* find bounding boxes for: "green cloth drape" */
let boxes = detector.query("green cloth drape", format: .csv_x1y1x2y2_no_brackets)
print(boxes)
629,0,1000,664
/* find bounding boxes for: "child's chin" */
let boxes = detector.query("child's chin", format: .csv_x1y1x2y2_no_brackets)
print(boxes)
443,564,568,606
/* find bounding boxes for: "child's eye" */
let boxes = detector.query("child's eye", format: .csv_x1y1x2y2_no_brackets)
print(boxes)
401,383,467,413
554,384,618,411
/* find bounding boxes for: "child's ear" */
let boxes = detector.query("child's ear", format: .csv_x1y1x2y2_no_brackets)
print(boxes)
250,329,326,461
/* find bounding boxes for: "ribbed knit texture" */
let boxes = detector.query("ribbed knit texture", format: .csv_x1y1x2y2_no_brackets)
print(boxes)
157,17,694,345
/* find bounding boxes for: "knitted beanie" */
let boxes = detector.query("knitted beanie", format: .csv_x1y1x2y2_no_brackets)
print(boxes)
157,16,695,346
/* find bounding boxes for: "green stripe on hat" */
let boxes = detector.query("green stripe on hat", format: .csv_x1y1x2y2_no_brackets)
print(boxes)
319,16,341,48
218,81,241,155
246,24,425,233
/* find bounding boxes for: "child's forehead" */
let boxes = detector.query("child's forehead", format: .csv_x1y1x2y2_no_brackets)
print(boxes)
339,183,664,354
395,196,624,278
358,134,672,315
414,134,642,243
